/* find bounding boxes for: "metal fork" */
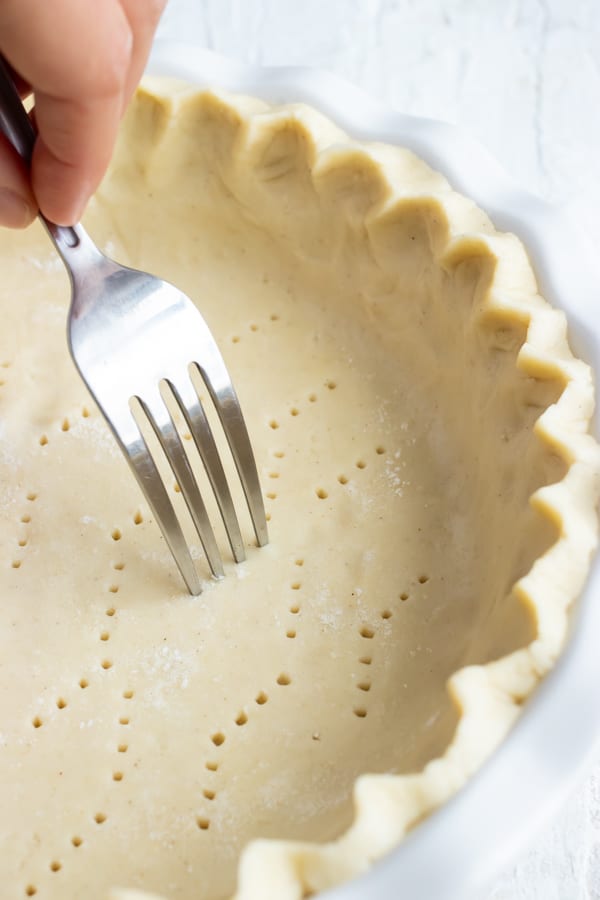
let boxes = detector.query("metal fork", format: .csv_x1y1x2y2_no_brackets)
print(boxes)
0,59,268,595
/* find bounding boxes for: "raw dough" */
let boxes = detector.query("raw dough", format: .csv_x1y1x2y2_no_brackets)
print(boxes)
0,80,598,900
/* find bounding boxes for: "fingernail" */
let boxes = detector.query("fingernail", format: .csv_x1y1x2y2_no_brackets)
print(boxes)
0,188,33,228
71,201,87,225
55,193,89,227
71,189,91,225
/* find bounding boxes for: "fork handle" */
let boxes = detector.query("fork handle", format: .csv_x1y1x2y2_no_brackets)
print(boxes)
0,56,98,271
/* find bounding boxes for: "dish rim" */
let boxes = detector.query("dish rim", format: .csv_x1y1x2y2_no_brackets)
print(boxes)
146,42,600,900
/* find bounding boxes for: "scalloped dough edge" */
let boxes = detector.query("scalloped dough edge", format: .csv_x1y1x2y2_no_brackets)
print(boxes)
108,80,600,900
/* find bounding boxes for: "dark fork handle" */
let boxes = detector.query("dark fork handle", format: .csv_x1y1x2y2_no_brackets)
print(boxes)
0,56,36,162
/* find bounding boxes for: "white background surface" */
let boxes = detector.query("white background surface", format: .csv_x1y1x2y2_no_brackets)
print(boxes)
156,2,600,897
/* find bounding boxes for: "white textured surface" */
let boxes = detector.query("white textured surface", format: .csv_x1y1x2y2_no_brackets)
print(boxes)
155,2,600,897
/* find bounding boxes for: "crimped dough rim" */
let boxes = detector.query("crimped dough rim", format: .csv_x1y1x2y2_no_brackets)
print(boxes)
78,81,600,900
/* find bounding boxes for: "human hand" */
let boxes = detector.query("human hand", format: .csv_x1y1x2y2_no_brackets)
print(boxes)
0,0,166,229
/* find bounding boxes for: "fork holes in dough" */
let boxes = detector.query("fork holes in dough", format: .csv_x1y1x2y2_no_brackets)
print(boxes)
101,660,113,670
205,761,219,772
357,682,371,692
356,460,366,469
133,511,143,525
286,629,296,639
32,716,42,729
290,604,300,614
274,450,285,459
113,562,125,571
111,529,122,541
113,772,124,782
338,474,348,485
360,626,374,639
20,514,31,523
50,860,62,872
105,607,116,617
316,488,328,499
123,690,134,700
61,418,70,432
359,656,372,666
295,559,304,567
269,420,279,430
82,407,90,418
11,560,21,569
250,323,258,332
353,708,368,718
266,492,277,500
79,678,89,689
71,836,82,848
418,575,430,584
235,712,248,726
375,446,385,455
56,698,67,709
290,408,299,416
381,609,392,620
39,435,48,446
291,582,301,590
196,817,210,831
18,538,27,547
25,887,37,897
269,472,280,479
203,789,216,800
400,592,409,602
94,813,106,825
117,743,128,753
211,732,225,746
119,717,129,725
308,393,317,402
26,492,37,502
108,585,119,594
255,691,268,705
100,632,110,642
277,673,291,686
231,335,240,344
326,380,337,390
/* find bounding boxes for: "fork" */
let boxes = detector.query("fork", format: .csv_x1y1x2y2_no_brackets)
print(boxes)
0,59,268,595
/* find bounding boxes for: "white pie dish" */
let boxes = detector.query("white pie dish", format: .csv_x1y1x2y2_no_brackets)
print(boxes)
142,43,600,900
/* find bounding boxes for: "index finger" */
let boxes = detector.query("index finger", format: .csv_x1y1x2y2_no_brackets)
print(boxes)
0,0,134,223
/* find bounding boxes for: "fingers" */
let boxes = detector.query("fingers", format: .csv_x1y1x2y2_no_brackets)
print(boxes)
31,91,123,225
0,131,36,228
0,0,132,224
0,0,161,225
0,0,133,101
120,1,168,111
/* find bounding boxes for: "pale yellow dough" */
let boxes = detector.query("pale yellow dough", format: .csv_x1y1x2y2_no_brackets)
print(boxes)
0,79,599,900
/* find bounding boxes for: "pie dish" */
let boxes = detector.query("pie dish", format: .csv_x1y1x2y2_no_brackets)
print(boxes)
1,50,600,900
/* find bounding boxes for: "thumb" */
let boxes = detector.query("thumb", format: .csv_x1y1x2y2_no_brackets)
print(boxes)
0,131,36,228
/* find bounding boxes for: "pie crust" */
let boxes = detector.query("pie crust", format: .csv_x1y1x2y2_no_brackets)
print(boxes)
0,79,599,900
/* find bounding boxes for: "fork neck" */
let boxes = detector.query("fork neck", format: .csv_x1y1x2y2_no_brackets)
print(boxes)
42,219,104,281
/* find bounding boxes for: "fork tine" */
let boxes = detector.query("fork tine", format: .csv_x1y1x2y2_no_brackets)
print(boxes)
191,361,268,548
135,393,225,579
110,409,202,596
164,377,246,564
